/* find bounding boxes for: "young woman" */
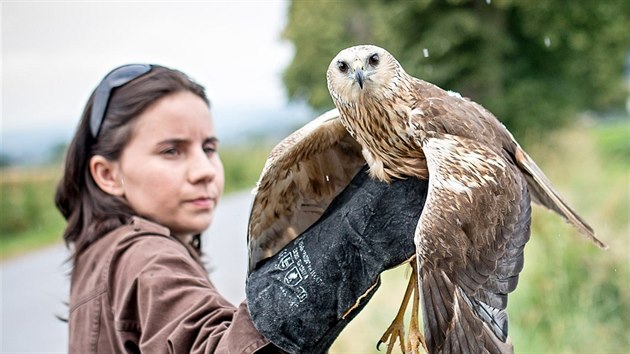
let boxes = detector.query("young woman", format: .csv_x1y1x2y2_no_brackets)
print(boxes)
56,64,427,353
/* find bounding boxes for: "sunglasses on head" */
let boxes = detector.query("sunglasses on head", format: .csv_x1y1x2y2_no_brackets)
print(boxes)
89,64,153,138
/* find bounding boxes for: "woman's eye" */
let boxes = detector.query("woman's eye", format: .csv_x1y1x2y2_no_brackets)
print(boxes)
161,147,180,156
203,145,217,154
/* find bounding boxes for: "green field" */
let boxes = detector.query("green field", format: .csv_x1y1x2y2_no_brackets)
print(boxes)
1,120,628,352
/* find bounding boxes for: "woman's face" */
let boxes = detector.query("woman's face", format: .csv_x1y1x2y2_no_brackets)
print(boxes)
116,91,224,239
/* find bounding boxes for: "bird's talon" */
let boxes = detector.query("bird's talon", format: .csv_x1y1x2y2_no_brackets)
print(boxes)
378,307,408,353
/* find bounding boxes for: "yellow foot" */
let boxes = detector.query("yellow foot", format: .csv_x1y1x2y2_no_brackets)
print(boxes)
377,318,406,354
405,321,428,354
406,259,427,354
377,259,417,353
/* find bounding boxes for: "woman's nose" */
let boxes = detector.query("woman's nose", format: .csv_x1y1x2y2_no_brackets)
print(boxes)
188,150,216,184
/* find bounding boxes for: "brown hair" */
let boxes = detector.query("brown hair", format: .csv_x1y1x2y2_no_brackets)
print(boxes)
55,65,209,260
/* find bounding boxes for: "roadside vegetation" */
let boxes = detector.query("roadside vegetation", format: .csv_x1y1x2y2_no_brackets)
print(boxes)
1,168,64,259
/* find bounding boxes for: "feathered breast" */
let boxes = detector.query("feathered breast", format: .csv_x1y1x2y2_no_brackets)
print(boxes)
337,96,428,182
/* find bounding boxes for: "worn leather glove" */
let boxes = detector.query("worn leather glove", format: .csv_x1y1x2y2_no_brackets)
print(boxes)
246,166,428,353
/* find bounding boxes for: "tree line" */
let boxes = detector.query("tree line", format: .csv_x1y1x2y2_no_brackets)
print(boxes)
281,0,630,138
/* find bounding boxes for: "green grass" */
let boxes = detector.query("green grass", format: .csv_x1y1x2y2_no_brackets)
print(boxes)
0,168,66,260
594,118,630,174
220,143,273,194
507,120,629,353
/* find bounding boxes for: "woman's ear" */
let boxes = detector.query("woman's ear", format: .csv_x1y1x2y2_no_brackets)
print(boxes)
89,155,124,196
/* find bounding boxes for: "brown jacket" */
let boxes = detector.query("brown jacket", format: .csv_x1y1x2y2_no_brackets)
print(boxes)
68,216,277,353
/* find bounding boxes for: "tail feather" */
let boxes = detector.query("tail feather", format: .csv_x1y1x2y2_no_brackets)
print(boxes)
514,147,607,249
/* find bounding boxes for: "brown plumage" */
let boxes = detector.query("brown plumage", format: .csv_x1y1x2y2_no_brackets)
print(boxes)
247,45,606,353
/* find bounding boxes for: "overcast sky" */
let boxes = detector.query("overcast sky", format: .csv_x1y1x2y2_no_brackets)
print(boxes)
2,1,296,140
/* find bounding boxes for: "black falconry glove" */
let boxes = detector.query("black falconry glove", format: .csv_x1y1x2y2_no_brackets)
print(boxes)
246,166,428,353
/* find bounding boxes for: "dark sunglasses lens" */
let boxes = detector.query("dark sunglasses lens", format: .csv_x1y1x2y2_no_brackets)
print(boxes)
90,64,152,137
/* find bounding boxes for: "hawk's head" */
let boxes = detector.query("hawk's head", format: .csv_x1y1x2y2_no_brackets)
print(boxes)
327,45,402,106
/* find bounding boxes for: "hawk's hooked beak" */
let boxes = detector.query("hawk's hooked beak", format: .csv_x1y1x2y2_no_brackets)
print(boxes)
352,60,365,89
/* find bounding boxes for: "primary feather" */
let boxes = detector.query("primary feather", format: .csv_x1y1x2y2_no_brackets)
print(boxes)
247,110,364,271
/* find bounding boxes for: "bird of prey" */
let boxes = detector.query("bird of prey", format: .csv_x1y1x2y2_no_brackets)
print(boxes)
247,45,607,354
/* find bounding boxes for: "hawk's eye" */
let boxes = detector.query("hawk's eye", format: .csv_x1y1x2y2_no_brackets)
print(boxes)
369,53,379,66
337,61,349,73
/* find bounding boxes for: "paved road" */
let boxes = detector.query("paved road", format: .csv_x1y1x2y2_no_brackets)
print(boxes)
1,191,254,353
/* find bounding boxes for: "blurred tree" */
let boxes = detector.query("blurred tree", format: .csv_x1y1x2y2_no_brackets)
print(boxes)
282,0,630,138
0,153,12,167
50,142,68,164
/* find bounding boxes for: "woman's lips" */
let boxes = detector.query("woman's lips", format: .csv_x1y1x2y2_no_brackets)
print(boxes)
188,197,215,209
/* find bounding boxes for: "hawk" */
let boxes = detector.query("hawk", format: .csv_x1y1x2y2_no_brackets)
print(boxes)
247,45,606,353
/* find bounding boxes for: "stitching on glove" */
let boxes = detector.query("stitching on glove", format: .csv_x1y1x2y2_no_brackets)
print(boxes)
341,277,380,319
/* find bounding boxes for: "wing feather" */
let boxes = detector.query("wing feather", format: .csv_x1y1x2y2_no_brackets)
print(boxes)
411,78,604,250
416,134,528,354
247,109,365,272
514,147,607,249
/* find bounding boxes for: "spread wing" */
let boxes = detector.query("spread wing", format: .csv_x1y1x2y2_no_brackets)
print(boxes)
415,134,531,354
411,79,605,249
247,109,365,273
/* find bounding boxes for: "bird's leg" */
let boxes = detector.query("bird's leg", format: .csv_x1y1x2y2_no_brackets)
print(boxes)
405,260,428,354
377,259,415,354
